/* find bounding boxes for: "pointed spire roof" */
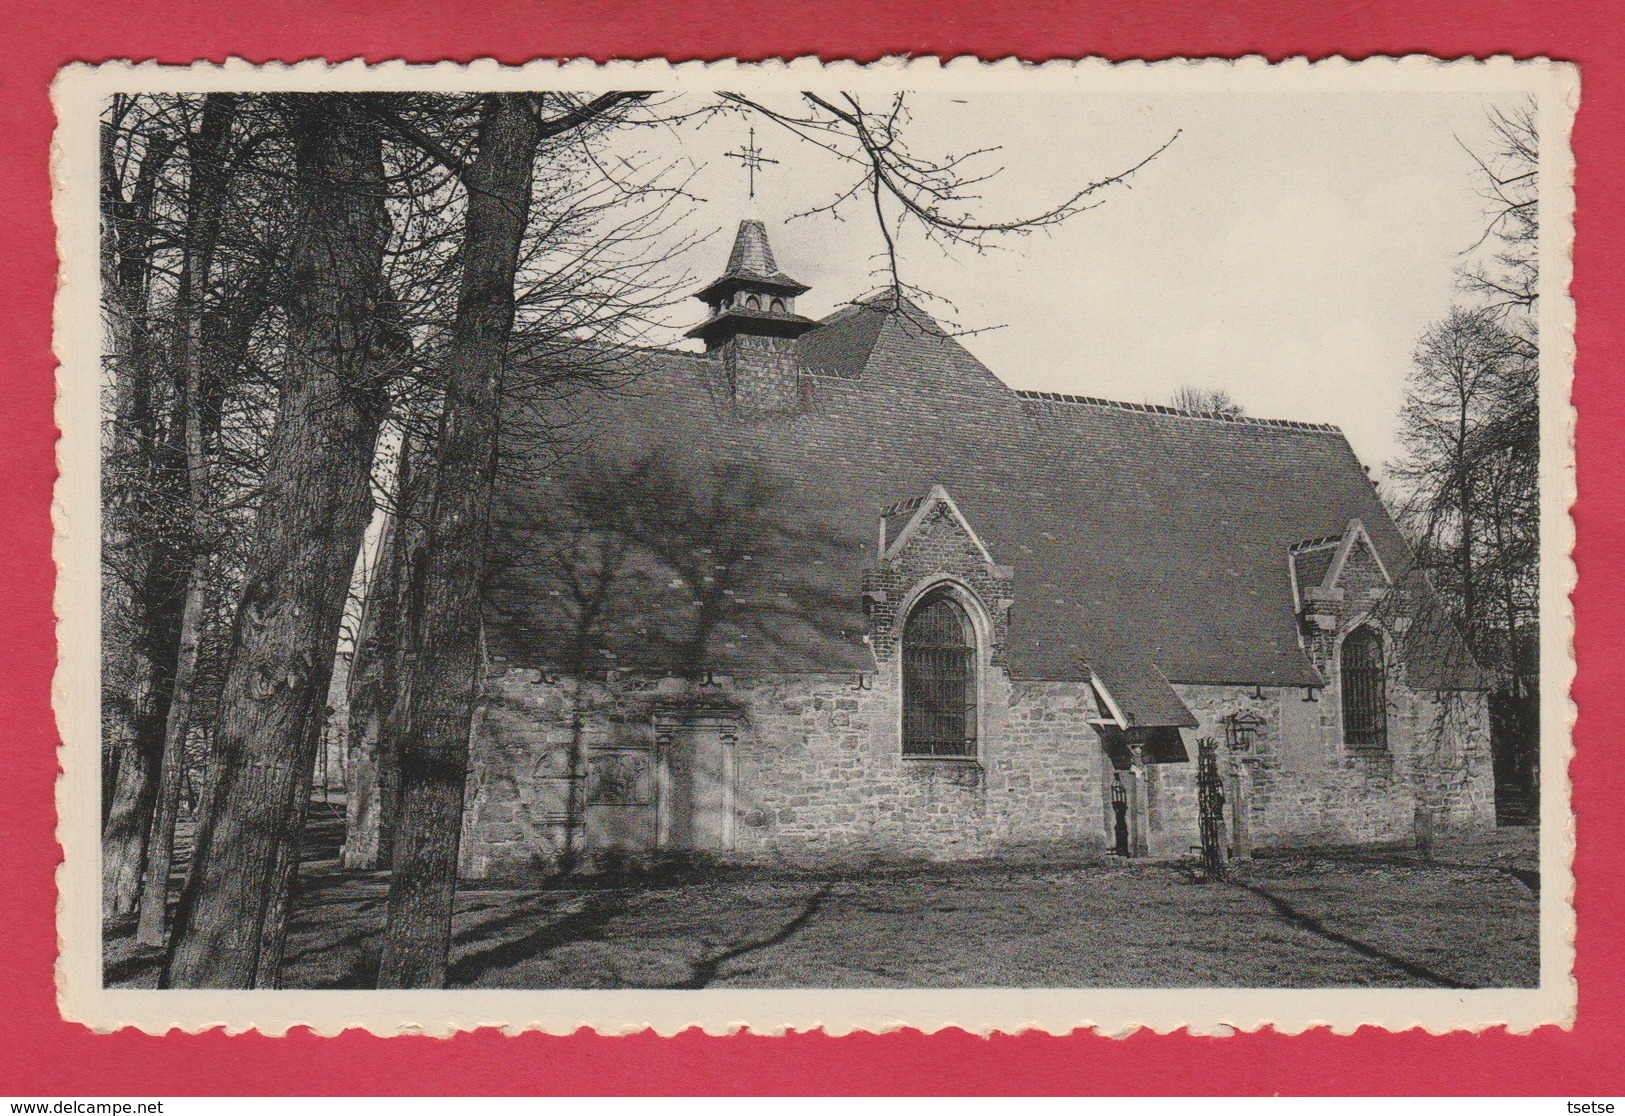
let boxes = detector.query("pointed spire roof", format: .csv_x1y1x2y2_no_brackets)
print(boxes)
726,218,781,275
695,219,810,303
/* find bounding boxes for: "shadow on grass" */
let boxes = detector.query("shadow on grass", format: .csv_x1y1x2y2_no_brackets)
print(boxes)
1400,856,1539,895
1378,856,1540,895
1231,878,1475,989
1252,836,1540,895
448,891,630,986
671,884,832,990
1499,865,1540,894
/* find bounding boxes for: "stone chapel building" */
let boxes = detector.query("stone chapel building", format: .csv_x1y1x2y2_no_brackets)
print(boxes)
348,219,1496,877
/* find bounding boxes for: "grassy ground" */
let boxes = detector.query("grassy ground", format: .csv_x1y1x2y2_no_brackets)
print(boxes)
105,806,1538,990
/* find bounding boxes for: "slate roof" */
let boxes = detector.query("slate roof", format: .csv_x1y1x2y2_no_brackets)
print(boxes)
1091,658,1199,729
487,296,1482,699
694,220,810,301
1289,538,1341,606
798,302,891,378
685,305,818,344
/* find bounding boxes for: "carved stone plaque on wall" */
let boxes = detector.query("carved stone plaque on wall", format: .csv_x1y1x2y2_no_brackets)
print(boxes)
587,750,653,806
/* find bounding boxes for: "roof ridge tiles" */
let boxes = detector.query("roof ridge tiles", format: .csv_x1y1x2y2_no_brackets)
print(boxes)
1014,389,1341,432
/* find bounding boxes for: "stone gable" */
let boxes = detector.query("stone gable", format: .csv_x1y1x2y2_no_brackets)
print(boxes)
860,489,1014,666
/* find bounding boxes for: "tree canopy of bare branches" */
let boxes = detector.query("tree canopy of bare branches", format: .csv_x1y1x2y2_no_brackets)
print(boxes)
1168,386,1244,418
1392,100,1541,716
1459,100,1539,331
717,91,1178,321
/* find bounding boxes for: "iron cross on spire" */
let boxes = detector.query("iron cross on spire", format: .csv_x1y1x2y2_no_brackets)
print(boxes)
724,126,778,200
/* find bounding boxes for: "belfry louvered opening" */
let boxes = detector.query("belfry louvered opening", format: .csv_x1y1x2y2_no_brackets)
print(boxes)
1341,625,1388,751
902,590,978,758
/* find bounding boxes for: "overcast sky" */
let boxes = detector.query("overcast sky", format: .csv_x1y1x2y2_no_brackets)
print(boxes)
620,90,1522,478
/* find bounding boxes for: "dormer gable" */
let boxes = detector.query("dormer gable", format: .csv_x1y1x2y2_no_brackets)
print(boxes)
1325,518,1390,589
862,484,1014,665
879,484,1002,570
1290,517,1391,613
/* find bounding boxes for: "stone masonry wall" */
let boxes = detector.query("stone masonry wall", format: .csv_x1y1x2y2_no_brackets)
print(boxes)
729,671,1107,862
1136,753,1203,859
456,663,1491,877
1280,531,1495,843
448,513,1492,877
459,669,674,877
1168,679,1493,855
456,484,1119,877
458,662,1111,876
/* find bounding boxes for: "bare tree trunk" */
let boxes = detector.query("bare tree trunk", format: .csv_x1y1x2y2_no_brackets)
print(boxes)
162,96,395,988
375,528,419,871
1455,386,1479,654
343,431,414,869
135,562,206,946
372,429,433,869
1491,492,1520,695
137,93,236,947
378,95,540,989
342,518,394,870
100,115,179,921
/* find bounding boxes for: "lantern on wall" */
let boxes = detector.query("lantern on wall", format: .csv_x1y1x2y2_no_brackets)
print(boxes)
1226,709,1266,754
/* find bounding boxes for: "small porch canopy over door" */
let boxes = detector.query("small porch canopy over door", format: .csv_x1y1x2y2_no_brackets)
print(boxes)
1087,654,1198,733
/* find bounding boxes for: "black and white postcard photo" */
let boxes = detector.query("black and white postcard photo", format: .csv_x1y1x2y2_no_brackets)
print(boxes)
51,57,1576,1035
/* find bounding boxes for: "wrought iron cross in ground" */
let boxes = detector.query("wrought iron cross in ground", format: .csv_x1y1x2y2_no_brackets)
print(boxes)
724,126,778,200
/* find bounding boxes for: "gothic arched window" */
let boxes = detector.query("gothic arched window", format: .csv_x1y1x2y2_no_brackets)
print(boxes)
1341,625,1388,750
745,294,761,310
902,590,977,758
770,297,786,313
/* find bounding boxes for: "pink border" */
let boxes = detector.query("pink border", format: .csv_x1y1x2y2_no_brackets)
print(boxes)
3,2,1618,1093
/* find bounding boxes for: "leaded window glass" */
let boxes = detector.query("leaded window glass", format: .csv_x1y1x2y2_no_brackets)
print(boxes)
1341,626,1388,751
902,592,977,758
